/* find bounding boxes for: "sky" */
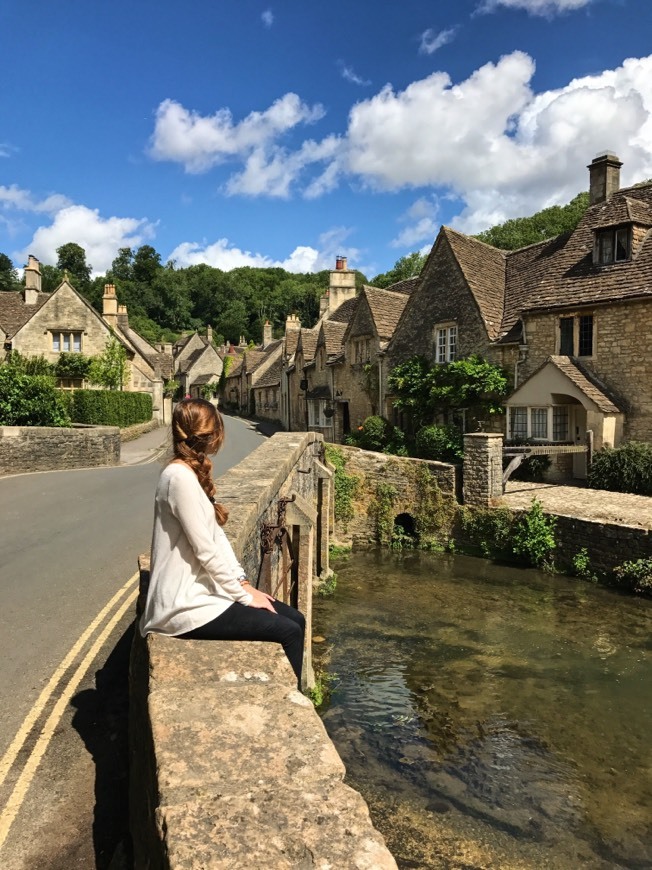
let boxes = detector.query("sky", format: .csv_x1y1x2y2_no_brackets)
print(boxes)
2,0,652,280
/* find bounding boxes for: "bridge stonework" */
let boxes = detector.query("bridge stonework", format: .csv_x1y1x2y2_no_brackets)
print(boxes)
129,431,397,869
463,433,504,507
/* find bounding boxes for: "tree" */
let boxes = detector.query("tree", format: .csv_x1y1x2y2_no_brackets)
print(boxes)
110,247,135,282
371,252,427,289
0,253,19,291
133,245,162,285
474,192,590,250
88,336,129,390
41,264,64,293
56,242,92,289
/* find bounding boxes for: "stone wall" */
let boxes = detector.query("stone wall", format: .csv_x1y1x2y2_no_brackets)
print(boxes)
0,424,120,474
463,433,504,507
130,431,397,869
553,515,651,576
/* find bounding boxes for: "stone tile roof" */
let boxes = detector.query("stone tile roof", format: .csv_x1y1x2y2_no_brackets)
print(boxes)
362,286,409,341
177,347,205,374
284,329,301,357
325,296,358,324
224,357,243,378
385,276,420,295
502,181,652,330
321,320,347,356
592,196,652,229
173,333,195,353
118,321,174,378
0,291,50,336
548,355,624,413
244,349,267,375
191,373,215,386
442,227,507,341
297,329,318,363
255,357,283,389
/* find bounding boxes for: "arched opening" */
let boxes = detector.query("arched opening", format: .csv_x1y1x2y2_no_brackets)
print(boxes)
392,512,418,549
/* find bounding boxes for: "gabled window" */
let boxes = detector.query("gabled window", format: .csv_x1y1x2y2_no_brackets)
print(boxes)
595,227,630,264
434,323,457,364
51,331,83,353
558,315,594,358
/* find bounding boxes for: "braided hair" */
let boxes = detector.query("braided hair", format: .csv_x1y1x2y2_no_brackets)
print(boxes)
171,398,228,526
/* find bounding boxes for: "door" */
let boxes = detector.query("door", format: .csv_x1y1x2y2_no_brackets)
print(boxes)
572,407,587,479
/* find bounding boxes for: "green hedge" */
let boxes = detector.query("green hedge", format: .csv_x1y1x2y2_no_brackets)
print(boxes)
66,390,153,427
588,442,652,496
0,368,71,427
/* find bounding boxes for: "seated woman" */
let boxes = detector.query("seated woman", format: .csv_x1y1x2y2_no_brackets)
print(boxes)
140,398,305,688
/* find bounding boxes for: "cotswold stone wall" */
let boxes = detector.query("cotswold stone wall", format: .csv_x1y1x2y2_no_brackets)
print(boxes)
0,424,120,474
130,432,397,869
552,515,651,575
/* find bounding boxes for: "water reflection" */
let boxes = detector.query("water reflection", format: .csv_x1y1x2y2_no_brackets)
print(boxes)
314,550,652,869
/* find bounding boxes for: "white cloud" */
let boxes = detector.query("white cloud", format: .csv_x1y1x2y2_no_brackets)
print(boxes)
17,205,157,273
391,197,440,248
148,94,325,174
478,0,593,16
0,184,73,214
419,27,458,55
339,62,371,87
0,143,17,158
261,9,274,27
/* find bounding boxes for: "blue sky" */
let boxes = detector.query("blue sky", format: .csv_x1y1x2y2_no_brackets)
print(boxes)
2,0,652,279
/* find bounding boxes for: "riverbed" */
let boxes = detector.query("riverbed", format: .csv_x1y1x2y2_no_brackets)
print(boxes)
313,549,652,870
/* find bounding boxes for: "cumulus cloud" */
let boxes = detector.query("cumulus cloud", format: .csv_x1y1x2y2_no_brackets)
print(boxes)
391,197,440,248
148,93,325,174
339,62,371,86
477,0,594,15
261,9,274,27
0,184,73,214
17,205,157,273
419,27,458,55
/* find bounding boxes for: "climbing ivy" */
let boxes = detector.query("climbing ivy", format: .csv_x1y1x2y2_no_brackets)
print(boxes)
411,465,458,550
324,445,360,530
369,482,398,546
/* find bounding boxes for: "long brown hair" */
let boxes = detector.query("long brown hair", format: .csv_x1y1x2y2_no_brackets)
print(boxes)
171,398,228,525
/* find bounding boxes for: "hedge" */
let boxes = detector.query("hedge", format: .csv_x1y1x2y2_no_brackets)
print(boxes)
588,441,652,497
66,390,153,427
0,368,71,427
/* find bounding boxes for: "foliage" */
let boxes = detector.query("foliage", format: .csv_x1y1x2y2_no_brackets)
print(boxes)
0,253,19,291
324,445,359,529
163,378,180,399
307,669,335,708
55,352,93,380
371,251,427,288
349,415,406,454
88,337,129,390
388,355,508,429
201,383,217,399
68,389,152,427
3,350,54,376
369,482,398,546
0,365,71,426
56,242,92,290
415,424,464,462
588,442,652,496
459,506,516,560
505,438,552,482
474,192,590,250
572,549,599,584
390,523,417,550
511,499,557,570
317,572,338,597
411,465,458,549
613,557,652,595
328,543,351,560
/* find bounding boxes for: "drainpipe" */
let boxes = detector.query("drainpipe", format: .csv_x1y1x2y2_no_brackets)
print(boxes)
377,350,385,418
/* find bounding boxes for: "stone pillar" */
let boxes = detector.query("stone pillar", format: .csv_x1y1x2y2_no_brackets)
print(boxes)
152,377,163,422
463,433,503,507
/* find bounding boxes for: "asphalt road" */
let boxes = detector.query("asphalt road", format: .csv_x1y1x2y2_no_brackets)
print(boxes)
0,414,270,868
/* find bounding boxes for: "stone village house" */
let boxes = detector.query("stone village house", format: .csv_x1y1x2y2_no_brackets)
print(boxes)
0,257,174,422
172,326,224,399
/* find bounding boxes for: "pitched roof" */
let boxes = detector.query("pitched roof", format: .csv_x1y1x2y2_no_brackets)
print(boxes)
385,276,420,295
224,356,243,379
503,181,652,328
117,319,174,378
320,320,347,356
513,355,624,413
362,286,409,341
296,328,318,363
0,291,50,336
255,357,283,389
325,296,358,324
284,329,301,357
244,349,267,374
442,227,506,341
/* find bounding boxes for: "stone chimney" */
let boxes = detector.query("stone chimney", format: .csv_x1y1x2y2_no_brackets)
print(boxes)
262,320,273,347
24,254,41,304
238,335,247,347
117,303,129,329
328,256,356,315
285,313,301,333
103,283,118,329
588,152,622,205
206,324,213,344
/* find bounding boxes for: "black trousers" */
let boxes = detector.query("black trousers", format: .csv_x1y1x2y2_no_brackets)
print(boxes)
178,599,306,687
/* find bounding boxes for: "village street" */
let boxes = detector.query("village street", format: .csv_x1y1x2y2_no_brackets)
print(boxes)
0,414,268,869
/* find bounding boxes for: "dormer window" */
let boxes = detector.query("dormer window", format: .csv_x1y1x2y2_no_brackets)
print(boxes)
595,227,630,264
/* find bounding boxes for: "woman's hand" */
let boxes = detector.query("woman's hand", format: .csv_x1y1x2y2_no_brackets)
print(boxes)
247,587,277,613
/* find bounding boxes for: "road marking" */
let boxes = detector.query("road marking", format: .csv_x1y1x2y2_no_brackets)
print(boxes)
0,571,139,789
0,586,139,852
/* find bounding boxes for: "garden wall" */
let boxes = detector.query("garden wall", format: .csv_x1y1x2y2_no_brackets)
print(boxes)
0,424,120,474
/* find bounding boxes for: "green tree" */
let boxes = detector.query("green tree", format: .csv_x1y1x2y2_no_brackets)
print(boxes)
40,264,64,293
56,242,92,290
371,251,426,288
0,253,19,291
88,336,129,390
474,192,590,250
133,244,162,285
111,247,135,282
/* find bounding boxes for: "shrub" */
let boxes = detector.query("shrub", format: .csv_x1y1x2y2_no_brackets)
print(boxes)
613,558,652,595
459,505,515,560
588,442,652,496
0,367,70,426
55,352,92,381
512,498,557,570
69,390,152,427
3,350,54,376
415,424,464,462
353,415,395,452
324,445,359,528
571,548,599,583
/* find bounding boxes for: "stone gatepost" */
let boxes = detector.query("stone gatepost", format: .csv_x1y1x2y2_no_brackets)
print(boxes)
463,433,504,507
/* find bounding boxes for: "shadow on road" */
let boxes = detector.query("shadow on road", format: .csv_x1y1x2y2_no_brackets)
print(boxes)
71,622,135,869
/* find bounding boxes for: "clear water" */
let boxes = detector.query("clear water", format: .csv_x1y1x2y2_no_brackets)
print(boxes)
313,550,652,870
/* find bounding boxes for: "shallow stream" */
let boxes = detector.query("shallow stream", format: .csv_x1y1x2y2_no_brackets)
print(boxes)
313,550,652,869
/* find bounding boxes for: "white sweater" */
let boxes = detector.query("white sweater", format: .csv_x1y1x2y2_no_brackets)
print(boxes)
139,462,253,637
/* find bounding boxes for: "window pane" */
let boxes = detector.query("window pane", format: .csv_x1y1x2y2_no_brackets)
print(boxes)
511,407,527,439
578,315,593,356
615,228,629,261
52,333,60,351
62,333,71,351
448,326,457,361
598,232,613,264
553,407,569,441
437,329,447,363
559,317,574,355
73,332,82,352
531,408,548,439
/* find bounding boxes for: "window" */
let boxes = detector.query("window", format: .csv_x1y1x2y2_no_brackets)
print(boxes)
353,338,371,364
596,227,630,264
509,406,572,442
557,315,594,358
51,331,83,353
552,407,569,441
510,407,527,439
530,408,548,439
435,324,457,363
308,400,326,427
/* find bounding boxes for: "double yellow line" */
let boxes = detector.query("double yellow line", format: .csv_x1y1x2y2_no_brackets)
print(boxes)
0,571,140,852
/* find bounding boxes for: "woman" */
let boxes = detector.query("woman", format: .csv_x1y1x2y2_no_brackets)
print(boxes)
140,398,305,687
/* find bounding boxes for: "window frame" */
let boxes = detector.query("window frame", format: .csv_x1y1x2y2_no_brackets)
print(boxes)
434,322,458,364
50,330,83,353
508,405,573,443
595,225,631,265
556,314,594,359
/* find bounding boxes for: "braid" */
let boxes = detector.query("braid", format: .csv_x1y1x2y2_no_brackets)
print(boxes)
171,399,229,526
